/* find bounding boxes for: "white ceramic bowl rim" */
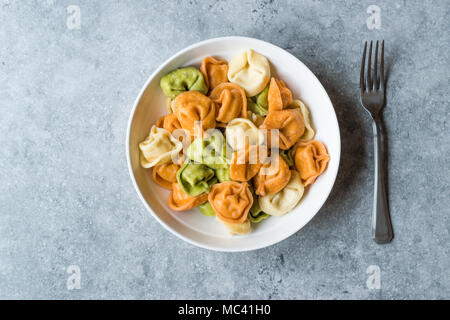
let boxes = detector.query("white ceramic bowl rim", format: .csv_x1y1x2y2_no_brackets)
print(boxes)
126,36,341,252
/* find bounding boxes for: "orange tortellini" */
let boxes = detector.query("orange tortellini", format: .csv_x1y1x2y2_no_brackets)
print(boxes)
254,154,291,196
208,181,253,224
168,182,208,211
156,113,182,134
260,109,305,150
152,163,180,190
172,91,216,136
247,110,265,127
155,116,165,128
230,144,267,181
201,56,229,91
209,82,247,124
161,113,182,133
293,140,330,186
137,49,331,236
268,78,293,113
289,99,315,141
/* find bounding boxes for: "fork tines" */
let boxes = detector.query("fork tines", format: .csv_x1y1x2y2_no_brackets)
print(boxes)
360,40,384,92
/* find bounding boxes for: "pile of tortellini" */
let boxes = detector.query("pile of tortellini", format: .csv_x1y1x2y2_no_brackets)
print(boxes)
139,49,330,235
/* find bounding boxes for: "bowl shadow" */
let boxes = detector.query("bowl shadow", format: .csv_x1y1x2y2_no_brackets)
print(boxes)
318,74,369,220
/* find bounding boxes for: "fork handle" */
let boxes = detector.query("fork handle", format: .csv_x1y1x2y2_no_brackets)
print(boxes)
372,119,394,243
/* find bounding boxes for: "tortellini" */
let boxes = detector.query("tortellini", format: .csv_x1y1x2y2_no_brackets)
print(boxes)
156,113,182,134
289,99,315,141
200,57,228,91
258,170,304,216
139,126,183,168
168,182,208,211
248,185,270,223
247,84,269,116
280,148,294,167
198,201,216,217
152,163,180,190
248,206,269,223
209,82,247,123
156,116,165,128
260,109,305,150
230,144,267,181
176,163,217,196
186,132,231,183
142,50,330,235
160,67,208,99
165,97,174,114
186,131,228,169
215,168,231,182
225,118,264,151
228,49,270,97
246,110,265,127
208,181,253,224
254,154,291,196
220,219,251,235
293,140,330,186
172,91,216,136
268,78,293,113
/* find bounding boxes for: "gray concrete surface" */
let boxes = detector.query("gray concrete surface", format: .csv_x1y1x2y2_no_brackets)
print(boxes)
0,0,449,299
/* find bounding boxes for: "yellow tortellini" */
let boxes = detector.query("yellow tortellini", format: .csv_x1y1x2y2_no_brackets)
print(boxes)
225,118,264,151
258,170,304,216
290,99,315,141
220,218,251,235
139,126,183,168
165,97,174,114
227,49,270,97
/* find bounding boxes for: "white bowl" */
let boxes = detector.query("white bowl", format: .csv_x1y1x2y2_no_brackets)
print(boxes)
126,36,340,252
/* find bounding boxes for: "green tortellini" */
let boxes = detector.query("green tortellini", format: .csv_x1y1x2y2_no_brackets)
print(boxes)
249,208,270,223
215,168,231,182
280,148,294,167
198,201,216,217
247,84,269,116
186,132,228,170
176,163,217,196
248,184,270,223
184,131,232,187
160,67,208,99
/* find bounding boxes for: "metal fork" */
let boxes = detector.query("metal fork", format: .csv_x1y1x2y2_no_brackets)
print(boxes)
360,40,394,244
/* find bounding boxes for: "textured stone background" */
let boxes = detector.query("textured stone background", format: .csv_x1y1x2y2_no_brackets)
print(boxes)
0,0,449,299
